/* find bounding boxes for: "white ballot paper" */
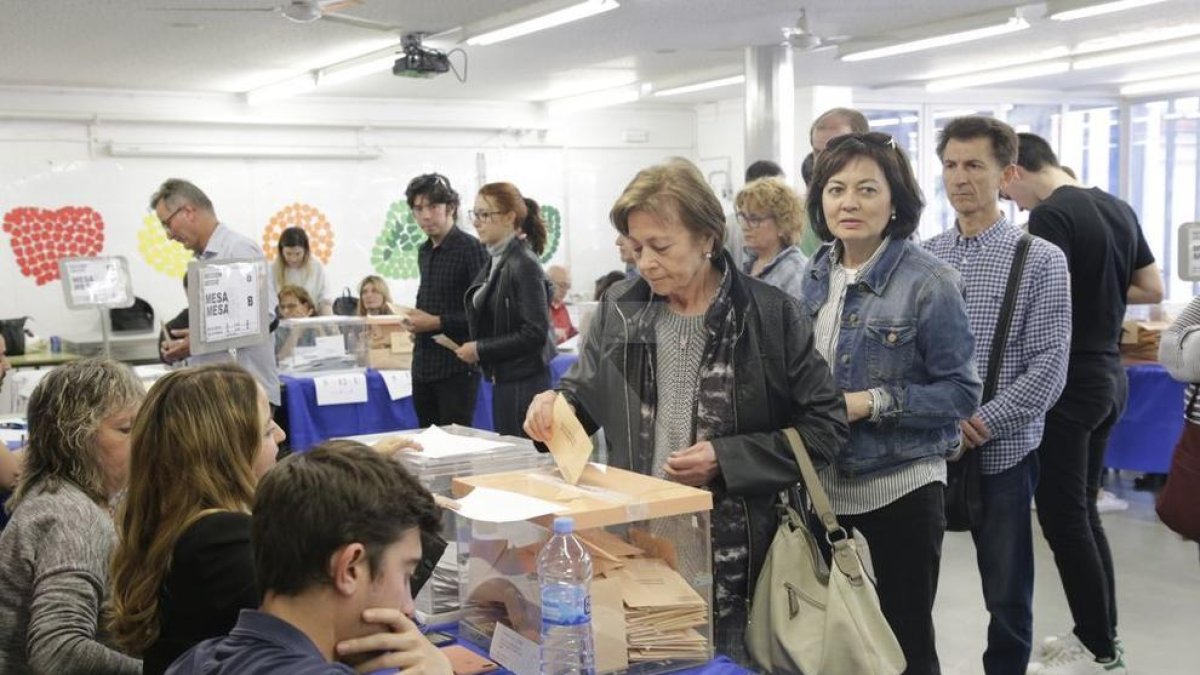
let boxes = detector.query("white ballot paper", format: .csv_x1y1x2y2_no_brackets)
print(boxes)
379,370,413,400
445,486,564,523
313,372,368,406
408,425,511,458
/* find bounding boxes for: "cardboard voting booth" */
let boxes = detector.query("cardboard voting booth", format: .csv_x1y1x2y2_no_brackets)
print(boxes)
451,465,715,674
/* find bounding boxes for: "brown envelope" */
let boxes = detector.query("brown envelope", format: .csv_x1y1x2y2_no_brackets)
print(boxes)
590,577,629,673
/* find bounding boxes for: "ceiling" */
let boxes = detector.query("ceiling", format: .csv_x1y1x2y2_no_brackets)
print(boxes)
1,0,1199,105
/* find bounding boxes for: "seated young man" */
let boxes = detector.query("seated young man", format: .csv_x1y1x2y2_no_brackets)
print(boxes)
167,441,450,675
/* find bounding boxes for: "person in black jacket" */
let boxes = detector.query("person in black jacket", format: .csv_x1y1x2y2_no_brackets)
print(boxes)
523,158,848,665
457,183,555,438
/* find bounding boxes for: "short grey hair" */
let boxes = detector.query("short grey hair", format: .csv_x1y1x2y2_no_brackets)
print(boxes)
8,358,144,512
149,178,214,212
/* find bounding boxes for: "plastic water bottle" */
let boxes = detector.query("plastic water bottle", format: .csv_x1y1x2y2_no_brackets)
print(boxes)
537,516,595,675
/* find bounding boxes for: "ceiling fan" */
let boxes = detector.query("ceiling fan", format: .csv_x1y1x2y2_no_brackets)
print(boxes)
781,8,849,52
153,0,403,33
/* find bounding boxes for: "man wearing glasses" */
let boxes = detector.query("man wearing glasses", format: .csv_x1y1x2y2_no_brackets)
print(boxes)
924,118,1072,675
401,173,488,428
152,178,281,407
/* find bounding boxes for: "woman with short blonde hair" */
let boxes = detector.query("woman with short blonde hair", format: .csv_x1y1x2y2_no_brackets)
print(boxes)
0,358,144,674
734,177,807,298
110,363,284,675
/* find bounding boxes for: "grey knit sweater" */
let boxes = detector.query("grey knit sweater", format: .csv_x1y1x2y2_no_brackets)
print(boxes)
0,481,141,674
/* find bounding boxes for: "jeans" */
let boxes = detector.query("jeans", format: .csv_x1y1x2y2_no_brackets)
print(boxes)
492,369,550,438
1033,365,1126,660
973,452,1039,675
412,371,480,428
839,482,946,675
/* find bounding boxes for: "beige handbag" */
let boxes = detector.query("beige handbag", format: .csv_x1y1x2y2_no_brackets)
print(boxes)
746,428,906,675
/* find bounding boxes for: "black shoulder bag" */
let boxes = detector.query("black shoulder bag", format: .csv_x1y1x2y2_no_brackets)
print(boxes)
945,234,1032,532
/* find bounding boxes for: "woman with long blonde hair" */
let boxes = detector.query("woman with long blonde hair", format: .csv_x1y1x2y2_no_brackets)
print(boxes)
109,363,285,675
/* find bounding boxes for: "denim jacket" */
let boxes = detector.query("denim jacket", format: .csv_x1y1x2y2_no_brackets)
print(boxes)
799,238,982,476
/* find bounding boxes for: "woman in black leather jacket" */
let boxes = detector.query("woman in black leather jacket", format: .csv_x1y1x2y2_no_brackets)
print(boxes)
457,183,555,437
523,159,848,665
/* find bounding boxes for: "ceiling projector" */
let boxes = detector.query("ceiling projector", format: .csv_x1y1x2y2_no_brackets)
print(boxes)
394,34,450,78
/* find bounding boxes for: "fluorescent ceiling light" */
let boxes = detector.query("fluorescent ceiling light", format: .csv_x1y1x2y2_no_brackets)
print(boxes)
652,75,745,97
548,84,639,113
466,0,618,46
1120,71,1200,96
868,115,919,127
316,52,396,85
536,70,638,100
841,16,1029,62
926,60,1070,92
920,47,1070,80
1050,0,1168,22
1074,23,1200,54
245,74,317,106
108,142,382,160
1074,37,1200,70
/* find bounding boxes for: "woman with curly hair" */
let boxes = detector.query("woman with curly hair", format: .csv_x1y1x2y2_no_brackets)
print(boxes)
0,358,144,674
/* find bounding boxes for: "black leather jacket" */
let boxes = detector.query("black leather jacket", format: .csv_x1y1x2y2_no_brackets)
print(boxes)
553,256,848,586
465,237,555,382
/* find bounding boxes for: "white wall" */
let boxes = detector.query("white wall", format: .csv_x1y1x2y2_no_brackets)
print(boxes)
0,86,696,339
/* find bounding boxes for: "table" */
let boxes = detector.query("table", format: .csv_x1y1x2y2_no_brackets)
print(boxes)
7,352,83,368
283,353,579,451
1105,362,1187,473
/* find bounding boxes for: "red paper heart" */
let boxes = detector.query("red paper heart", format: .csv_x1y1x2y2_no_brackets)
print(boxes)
3,206,106,285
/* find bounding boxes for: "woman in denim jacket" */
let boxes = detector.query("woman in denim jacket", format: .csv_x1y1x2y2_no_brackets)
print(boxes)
798,133,982,675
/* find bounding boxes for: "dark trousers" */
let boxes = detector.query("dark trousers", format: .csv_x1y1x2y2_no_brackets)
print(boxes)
1033,367,1126,660
492,369,551,438
840,482,946,675
972,452,1039,675
412,371,480,428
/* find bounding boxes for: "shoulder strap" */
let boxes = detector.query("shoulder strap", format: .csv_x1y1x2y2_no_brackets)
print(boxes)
983,234,1032,403
783,428,843,537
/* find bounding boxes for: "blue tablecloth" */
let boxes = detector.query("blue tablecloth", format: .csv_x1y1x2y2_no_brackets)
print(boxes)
1106,362,1187,473
283,354,579,451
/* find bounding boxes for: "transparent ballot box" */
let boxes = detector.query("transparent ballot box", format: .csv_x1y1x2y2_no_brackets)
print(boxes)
341,426,553,623
452,465,715,674
275,316,413,375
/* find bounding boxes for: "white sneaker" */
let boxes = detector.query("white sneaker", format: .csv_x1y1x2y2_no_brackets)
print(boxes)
1027,636,1127,675
1096,490,1129,513
1036,633,1084,662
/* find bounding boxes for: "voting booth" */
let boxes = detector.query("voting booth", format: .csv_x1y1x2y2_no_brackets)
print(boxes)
342,426,553,624
451,465,715,674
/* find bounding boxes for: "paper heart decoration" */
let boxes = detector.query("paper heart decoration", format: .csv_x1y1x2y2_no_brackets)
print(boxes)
138,212,192,278
261,203,334,264
3,206,106,285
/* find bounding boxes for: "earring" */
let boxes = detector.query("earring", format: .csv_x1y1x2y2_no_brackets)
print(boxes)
890,211,897,221
704,251,712,260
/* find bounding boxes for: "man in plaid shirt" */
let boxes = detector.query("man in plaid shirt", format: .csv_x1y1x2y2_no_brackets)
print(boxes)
925,117,1072,675
402,174,488,428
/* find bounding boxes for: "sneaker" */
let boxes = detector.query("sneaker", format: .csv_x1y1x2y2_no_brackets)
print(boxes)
1035,633,1125,662
1096,489,1129,513
1028,637,1126,675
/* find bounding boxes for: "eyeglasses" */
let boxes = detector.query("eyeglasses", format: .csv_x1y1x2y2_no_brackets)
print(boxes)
159,205,186,230
735,212,775,229
825,132,898,152
470,210,503,221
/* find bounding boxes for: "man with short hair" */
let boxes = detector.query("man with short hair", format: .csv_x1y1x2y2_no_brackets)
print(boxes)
153,178,280,406
401,173,488,428
166,441,450,674
925,117,1072,675
1007,133,1162,675
546,265,577,344
797,107,871,255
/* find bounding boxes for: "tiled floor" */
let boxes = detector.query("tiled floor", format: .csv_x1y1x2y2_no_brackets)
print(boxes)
934,476,1200,675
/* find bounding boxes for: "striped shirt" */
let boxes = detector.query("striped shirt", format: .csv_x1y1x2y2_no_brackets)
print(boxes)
924,216,1072,474
813,240,944,516
1158,295,1200,424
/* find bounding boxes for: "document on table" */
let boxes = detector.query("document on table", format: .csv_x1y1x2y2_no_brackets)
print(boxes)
410,425,511,458
489,622,539,675
444,486,564,523
313,372,368,406
378,370,413,400
546,392,592,485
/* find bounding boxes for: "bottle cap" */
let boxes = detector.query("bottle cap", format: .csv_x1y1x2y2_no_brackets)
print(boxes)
552,516,574,534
